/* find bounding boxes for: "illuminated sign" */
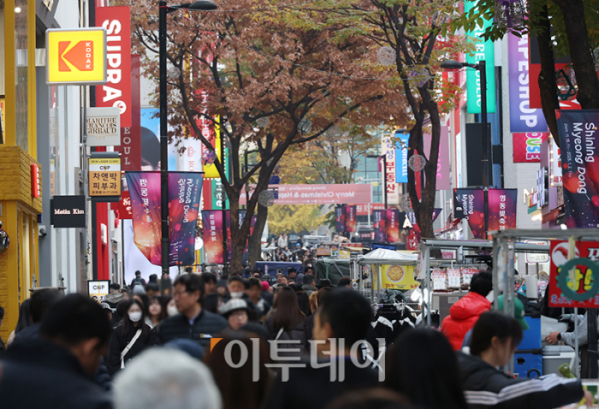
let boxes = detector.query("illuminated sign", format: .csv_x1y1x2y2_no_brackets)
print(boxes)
46,28,107,85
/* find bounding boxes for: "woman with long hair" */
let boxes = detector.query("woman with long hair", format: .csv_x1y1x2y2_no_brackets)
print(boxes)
148,296,168,327
204,334,271,409
6,299,32,347
386,328,468,409
263,287,308,358
106,299,156,375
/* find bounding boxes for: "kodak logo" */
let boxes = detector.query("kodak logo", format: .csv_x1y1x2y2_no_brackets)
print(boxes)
58,40,93,72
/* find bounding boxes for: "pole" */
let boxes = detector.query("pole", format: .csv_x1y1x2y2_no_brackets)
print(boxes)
221,132,228,270
479,60,489,240
159,1,169,277
382,155,388,211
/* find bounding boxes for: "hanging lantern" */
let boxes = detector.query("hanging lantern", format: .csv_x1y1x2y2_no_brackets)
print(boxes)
326,126,343,140
409,66,430,88
494,0,526,31
256,117,270,128
377,46,397,66
297,118,312,134
556,69,577,101
400,193,413,212
408,154,427,172
258,190,275,207
0,222,9,256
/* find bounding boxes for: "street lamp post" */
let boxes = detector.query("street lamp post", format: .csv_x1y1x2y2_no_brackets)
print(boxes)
440,59,490,238
159,0,217,276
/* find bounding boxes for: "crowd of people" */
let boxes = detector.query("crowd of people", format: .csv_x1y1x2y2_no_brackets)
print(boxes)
0,268,593,409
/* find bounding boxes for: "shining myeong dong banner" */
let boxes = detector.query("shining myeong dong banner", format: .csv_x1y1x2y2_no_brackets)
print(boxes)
557,110,599,228
508,33,548,133
126,172,204,266
464,1,496,114
373,209,387,242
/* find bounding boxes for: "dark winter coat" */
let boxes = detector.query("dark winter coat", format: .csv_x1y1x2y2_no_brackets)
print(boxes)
302,284,317,297
155,308,228,348
106,322,156,375
264,357,379,409
263,314,308,358
457,352,583,409
0,339,112,409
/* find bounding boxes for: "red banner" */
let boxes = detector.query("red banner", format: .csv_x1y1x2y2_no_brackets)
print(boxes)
119,190,132,219
548,240,599,308
345,205,357,233
512,132,547,163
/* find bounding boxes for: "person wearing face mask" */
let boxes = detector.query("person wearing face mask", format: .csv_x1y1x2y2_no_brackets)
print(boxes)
106,299,156,376
166,297,179,318
224,275,258,321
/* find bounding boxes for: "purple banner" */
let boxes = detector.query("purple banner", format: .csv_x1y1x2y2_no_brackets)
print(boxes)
168,173,203,266
127,172,203,266
508,33,548,133
557,110,599,228
454,189,486,239
335,206,346,233
126,172,162,265
202,210,225,264
487,189,517,232
345,205,357,233
373,209,387,242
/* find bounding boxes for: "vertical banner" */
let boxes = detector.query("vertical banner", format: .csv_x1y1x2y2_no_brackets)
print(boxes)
386,208,400,243
395,131,410,184
557,110,599,228
95,6,132,151
202,115,221,179
454,189,486,238
168,173,203,266
335,206,346,234
373,209,387,242
381,135,399,203
513,132,547,163
464,1,496,114
345,205,357,233
126,172,162,265
202,210,224,264
508,34,548,133
487,189,517,232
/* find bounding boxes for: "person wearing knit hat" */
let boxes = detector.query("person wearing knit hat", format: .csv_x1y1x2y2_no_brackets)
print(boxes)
220,299,249,331
261,281,270,292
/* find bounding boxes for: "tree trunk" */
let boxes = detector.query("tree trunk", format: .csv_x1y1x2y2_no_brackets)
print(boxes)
248,203,268,269
228,191,246,274
536,1,561,144
553,0,599,109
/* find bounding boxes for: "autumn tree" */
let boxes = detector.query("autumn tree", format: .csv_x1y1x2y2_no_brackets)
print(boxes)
130,0,405,272
454,0,599,145
302,0,466,239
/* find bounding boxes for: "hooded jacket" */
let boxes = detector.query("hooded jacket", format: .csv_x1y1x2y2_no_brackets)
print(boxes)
457,352,583,409
441,292,491,350
106,322,156,375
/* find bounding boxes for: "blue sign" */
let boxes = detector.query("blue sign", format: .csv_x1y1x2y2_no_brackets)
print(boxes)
269,175,280,185
395,131,410,183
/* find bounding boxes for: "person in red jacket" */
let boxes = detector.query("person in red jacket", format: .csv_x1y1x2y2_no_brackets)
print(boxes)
441,271,492,350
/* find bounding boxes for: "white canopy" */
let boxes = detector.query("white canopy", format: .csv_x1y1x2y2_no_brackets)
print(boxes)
359,248,419,264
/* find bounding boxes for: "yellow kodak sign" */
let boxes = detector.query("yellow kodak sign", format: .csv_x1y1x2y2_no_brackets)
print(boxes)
46,28,107,85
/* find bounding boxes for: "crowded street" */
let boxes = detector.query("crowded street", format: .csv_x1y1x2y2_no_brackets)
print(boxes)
1,0,599,408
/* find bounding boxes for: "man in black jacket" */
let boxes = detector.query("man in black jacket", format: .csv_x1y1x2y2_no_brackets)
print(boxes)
0,294,113,409
264,289,380,409
156,274,227,348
